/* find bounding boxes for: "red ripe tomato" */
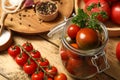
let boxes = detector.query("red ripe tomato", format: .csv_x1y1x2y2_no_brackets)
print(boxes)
85,0,110,22
106,0,118,3
116,42,120,61
22,42,33,52
54,73,67,80
67,50,80,59
66,57,83,75
84,0,90,3
37,58,49,67
31,71,44,80
45,66,58,78
8,45,21,58
30,50,41,58
48,78,53,80
23,60,37,74
67,24,80,39
60,50,69,61
76,28,99,50
111,2,120,25
15,52,29,66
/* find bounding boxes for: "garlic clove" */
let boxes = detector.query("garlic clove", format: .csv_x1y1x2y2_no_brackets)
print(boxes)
23,0,34,8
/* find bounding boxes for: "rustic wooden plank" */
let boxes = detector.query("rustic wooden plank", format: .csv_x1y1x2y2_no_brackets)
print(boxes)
105,38,120,80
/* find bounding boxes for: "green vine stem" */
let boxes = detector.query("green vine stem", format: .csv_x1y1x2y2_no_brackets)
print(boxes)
18,45,53,78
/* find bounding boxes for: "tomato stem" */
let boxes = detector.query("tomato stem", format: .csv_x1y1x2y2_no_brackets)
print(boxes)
18,45,53,78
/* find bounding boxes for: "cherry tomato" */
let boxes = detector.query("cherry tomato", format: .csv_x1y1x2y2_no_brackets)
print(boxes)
45,66,58,78
60,50,69,61
85,0,110,22
116,42,120,61
54,73,67,80
67,50,80,59
71,43,79,49
15,51,29,66
31,71,44,80
106,0,118,4
66,57,83,75
37,58,49,67
84,0,90,3
22,42,33,52
30,50,41,58
67,24,80,39
23,60,37,74
48,77,53,80
76,28,99,50
111,2,120,25
8,45,21,58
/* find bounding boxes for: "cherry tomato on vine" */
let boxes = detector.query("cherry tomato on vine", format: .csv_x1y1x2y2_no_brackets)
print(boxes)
111,2,120,25
45,66,58,78
30,50,41,58
67,24,80,39
8,45,21,58
31,71,44,80
15,51,29,66
85,0,110,22
22,42,33,52
23,60,37,74
76,28,99,50
54,73,67,80
37,58,49,67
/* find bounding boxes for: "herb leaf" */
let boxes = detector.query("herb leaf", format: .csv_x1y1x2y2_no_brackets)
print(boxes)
72,9,89,28
72,8,102,31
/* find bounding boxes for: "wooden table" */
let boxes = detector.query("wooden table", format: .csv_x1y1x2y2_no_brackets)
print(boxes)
0,30,120,80
0,0,120,79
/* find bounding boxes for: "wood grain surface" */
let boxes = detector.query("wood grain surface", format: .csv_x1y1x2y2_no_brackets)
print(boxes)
0,32,119,80
0,0,73,34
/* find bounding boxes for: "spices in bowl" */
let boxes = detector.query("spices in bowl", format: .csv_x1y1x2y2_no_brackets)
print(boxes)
35,0,58,21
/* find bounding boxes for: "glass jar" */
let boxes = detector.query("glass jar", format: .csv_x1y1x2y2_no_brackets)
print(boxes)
60,18,109,79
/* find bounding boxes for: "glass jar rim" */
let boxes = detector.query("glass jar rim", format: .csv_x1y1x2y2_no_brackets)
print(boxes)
62,17,108,56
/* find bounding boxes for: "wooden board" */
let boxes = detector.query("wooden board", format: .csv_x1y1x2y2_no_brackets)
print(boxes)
74,0,120,37
0,0,73,34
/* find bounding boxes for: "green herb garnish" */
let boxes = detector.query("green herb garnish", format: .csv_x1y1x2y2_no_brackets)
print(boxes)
72,8,102,31
72,1,108,32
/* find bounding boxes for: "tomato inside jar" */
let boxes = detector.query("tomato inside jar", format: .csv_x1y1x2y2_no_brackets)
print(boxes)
59,18,109,79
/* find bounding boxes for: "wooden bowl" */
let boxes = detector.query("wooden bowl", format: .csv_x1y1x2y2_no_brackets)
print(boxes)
35,0,58,21
0,29,12,51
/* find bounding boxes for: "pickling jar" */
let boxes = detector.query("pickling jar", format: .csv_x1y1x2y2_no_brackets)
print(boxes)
59,18,109,79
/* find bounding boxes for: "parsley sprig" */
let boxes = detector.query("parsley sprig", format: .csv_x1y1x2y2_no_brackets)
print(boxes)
72,2,108,32
72,8,102,31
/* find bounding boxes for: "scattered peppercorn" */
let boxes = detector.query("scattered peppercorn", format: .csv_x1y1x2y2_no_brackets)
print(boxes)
10,18,13,21
36,1,57,15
